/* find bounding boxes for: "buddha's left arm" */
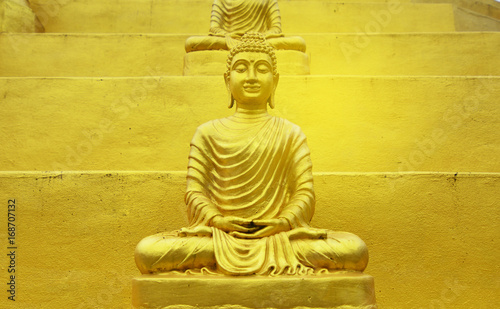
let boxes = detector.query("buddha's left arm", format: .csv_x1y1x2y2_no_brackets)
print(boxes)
279,134,315,229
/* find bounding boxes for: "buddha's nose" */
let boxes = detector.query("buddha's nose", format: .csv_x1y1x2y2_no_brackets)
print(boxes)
246,68,257,82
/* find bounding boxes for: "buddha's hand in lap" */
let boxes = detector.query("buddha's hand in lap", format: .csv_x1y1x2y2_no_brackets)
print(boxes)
229,218,290,239
178,226,213,237
211,215,258,234
229,32,245,38
287,227,327,240
225,33,246,49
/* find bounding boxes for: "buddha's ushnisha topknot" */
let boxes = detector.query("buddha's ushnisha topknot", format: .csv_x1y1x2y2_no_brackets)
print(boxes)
226,32,278,77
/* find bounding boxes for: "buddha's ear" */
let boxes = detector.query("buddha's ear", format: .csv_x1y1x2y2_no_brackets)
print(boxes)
268,73,280,109
224,72,234,108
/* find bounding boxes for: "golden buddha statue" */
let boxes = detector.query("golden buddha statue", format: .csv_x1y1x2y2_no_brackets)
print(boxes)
185,0,306,53
135,33,368,276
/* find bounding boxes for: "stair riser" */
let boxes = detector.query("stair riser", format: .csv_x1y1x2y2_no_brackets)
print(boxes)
28,1,451,33
2,33,499,76
1,76,498,172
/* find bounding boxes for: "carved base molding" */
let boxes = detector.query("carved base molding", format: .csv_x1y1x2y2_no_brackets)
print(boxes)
183,50,310,76
132,272,376,309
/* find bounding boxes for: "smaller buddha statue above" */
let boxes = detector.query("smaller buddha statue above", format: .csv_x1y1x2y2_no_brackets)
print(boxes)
185,0,306,53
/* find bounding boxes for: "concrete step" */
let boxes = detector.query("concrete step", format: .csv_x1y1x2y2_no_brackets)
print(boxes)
412,0,500,31
415,0,500,20
454,5,500,31
28,0,454,33
1,76,498,172
1,32,499,77
305,32,500,75
0,170,498,308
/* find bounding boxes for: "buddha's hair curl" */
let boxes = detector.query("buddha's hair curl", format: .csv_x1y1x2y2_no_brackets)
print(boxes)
226,32,278,77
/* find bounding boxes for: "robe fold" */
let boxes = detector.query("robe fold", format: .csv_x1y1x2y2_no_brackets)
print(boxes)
210,0,282,35
185,115,316,275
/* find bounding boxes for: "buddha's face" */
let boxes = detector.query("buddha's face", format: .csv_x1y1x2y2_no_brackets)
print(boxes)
226,52,278,109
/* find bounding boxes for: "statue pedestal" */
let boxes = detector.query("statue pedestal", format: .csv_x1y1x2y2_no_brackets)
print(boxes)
184,50,310,76
132,272,376,309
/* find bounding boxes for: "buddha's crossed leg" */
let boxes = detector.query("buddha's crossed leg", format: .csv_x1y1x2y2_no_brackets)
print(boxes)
135,230,368,274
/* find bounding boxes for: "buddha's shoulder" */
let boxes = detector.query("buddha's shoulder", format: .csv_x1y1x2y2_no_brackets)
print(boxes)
274,117,305,135
193,119,228,136
194,119,214,132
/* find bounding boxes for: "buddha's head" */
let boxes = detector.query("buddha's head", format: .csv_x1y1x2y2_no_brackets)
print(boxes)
224,32,279,109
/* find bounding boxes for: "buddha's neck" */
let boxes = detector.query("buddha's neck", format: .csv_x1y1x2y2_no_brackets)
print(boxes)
233,106,270,120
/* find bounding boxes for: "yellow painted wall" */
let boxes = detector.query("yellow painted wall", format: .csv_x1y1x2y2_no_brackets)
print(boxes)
2,33,500,77
0,172,498,308
414,0,500,30
414,0,500,20
1,76,498,173
28,0,452,33
453,5,500,31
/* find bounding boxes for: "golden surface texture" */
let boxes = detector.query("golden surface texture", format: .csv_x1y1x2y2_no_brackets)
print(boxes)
135,34,370,283
132,273,376,308
185,0,306,52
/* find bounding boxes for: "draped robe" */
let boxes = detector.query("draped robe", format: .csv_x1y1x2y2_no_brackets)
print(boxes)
135,114,368,275
186,114,315,275
209,0,282,35
185,0,306,52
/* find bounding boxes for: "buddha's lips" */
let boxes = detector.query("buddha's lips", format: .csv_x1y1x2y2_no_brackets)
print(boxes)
243,85,261,92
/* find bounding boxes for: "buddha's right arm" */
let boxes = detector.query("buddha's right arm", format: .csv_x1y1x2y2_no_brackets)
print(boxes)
185,188,222,227
185,139,223,227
